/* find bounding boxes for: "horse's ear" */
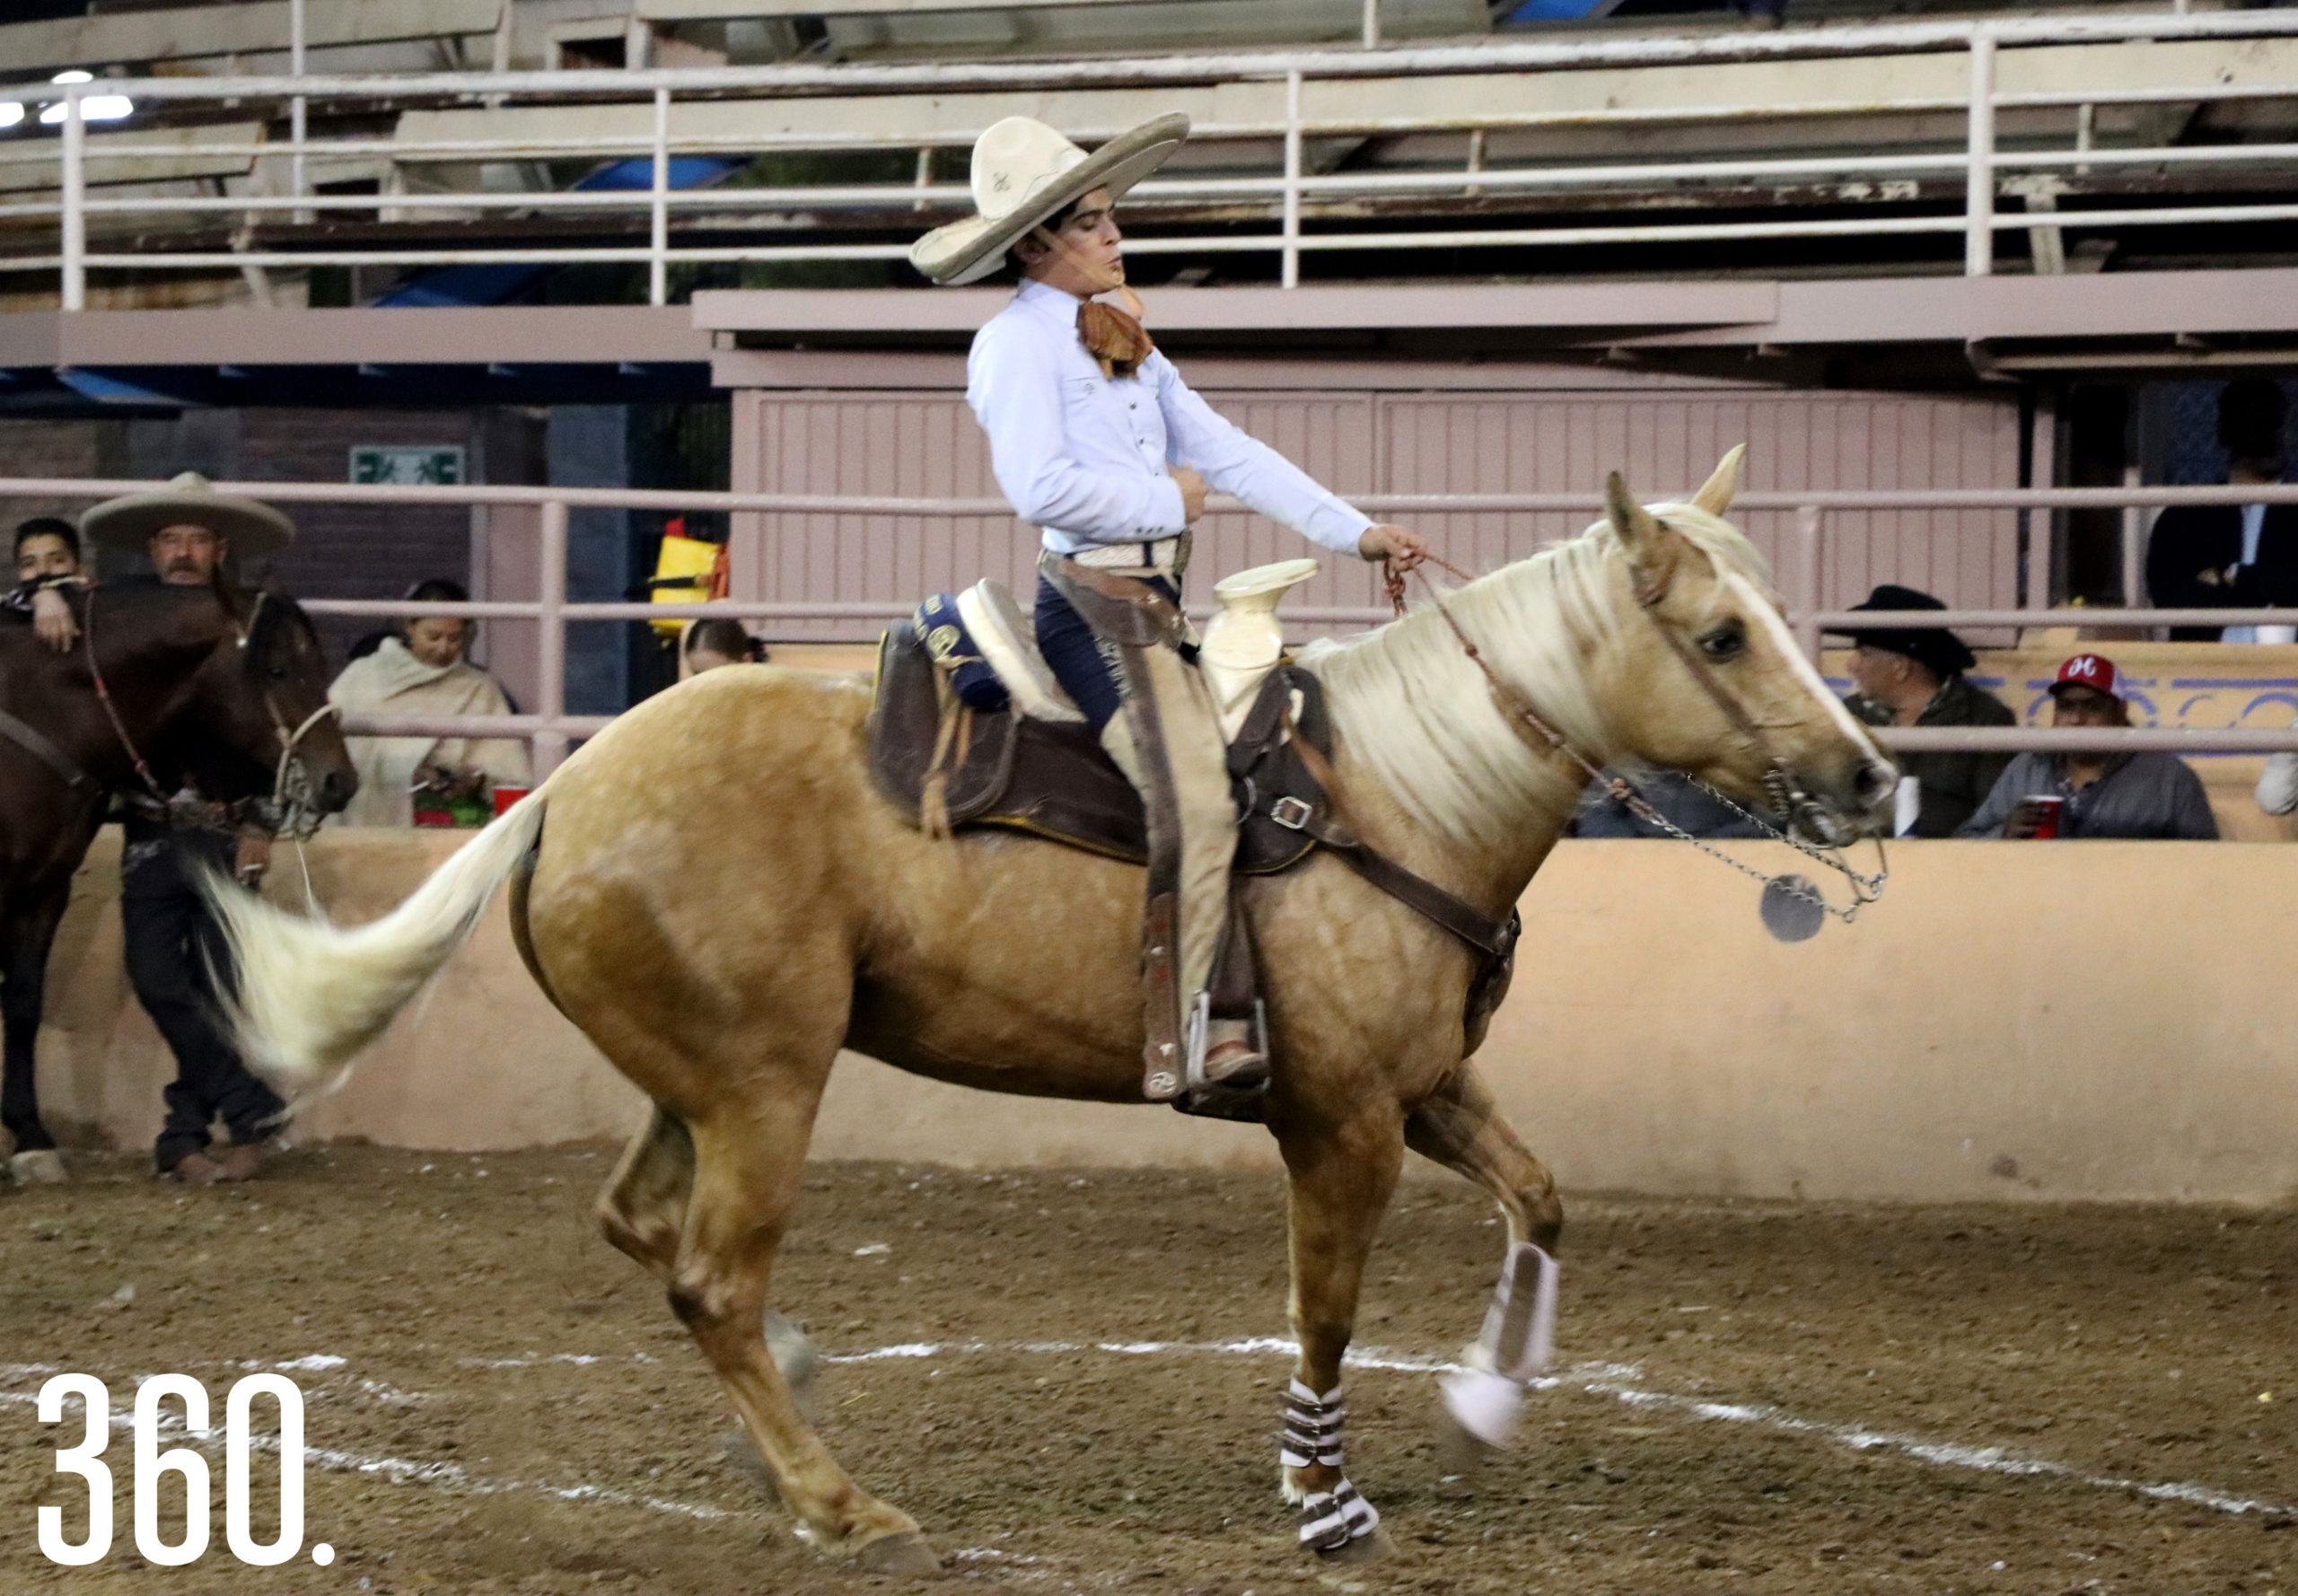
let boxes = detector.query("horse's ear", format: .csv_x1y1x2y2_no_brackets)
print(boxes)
1691,444,1746,518
1606,469,1683,600
1604,469,1663,554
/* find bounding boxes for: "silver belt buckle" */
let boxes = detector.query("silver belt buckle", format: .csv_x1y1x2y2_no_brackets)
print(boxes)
1269,795,1312,830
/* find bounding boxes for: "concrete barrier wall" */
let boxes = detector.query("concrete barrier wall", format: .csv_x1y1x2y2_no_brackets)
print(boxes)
33,829,2298,1206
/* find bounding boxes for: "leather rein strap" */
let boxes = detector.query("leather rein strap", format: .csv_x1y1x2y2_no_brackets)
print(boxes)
83,585,168,805
0,707,89,792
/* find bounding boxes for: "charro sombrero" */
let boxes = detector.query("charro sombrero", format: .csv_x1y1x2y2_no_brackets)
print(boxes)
910,112,1190,288
80,470,295,557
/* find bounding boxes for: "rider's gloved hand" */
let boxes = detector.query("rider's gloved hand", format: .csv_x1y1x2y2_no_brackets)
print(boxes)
1358,524,1431,572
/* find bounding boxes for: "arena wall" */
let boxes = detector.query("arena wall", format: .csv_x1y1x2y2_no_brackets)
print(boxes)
33,829,2298,1206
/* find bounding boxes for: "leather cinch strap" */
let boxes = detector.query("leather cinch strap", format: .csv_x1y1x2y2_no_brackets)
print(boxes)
0,707,89,792
1279,719,1517,961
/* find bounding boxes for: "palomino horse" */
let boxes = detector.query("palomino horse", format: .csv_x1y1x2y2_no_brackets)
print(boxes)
0,580,355,1179
209,455,1891,1574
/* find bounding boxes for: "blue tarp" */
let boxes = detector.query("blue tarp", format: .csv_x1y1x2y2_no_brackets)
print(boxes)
374,155,746,308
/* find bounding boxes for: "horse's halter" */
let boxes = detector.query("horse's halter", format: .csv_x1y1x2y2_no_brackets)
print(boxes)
233,588,342,841
1385,544,1887,924
82,584,340,840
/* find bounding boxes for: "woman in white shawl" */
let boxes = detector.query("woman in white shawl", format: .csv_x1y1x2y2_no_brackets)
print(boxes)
329,578,531,827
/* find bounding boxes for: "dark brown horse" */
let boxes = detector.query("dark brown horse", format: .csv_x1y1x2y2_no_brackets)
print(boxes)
0,580,355,1178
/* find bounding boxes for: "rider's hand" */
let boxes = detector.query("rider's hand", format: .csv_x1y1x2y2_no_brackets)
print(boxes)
31,587,77,652
1358,523,1431,572
1171,467,1207,525
233,829,272,887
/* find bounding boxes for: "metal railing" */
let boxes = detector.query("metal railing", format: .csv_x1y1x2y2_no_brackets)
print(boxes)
12,474,2298,767
9,6,2298,304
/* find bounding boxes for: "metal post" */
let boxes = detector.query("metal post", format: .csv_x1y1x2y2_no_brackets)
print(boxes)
1281,69,1302,290
649,87,671,306
2075,101,2094,178
1965,31,1996,276
2121,462,2145,611
913,145,933,212
534,498,569,776
1362,0,1380,49
290,0,308,224
59,86,84,311
1793,504,1824,662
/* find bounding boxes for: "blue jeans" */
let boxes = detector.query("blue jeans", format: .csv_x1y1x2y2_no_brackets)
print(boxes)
1033,572,1181,732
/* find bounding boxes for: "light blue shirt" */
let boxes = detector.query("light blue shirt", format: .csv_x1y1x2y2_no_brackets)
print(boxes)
965,278,1374,557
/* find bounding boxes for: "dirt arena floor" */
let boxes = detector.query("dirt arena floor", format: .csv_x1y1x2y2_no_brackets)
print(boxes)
1,1144,2291,1596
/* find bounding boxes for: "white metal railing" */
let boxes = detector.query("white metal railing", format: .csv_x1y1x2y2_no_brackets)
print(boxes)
13,475,2298,767
9,7,2298,306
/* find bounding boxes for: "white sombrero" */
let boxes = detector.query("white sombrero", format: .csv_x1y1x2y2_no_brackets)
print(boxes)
80,470,296,557
910,112,1190,288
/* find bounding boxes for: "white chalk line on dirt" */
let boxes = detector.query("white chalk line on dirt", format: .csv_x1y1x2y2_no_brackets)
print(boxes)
12,1341,2285,1532
820,1337,2294,1520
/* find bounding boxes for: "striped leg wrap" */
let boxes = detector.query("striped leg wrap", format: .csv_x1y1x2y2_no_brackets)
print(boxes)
1296,1479,1380,1552
1278,1380,1346,1469
1280,1381,1379,1550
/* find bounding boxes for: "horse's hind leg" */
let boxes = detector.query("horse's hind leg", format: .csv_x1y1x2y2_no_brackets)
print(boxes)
668,1090,938,1575
1405,1060,1564,1457
595,1105,694,1281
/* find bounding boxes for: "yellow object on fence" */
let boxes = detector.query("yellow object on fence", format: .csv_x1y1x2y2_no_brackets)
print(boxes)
650,528,726,639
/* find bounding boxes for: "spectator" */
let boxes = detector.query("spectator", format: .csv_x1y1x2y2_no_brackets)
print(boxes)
77,472,296,1182
1573,767,1770,838
2145,379,2297,641
1958,654,2217,840
1833,583,2015,837
327,578,530,827
683,617,767,676
12,516,88,652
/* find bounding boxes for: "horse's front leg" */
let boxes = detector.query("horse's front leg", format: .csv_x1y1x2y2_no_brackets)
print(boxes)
1404,1060,1563,1453
1272,1101,1406,1561
2,884,70,1184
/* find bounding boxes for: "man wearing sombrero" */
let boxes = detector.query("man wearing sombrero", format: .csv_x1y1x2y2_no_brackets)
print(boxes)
915,113,1429,1104
79,472,299,1184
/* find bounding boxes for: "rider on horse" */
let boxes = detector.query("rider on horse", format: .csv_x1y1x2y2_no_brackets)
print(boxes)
911,112,1431,1100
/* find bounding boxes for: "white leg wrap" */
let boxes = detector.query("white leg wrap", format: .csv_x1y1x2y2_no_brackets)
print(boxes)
1440,1241,1558,1448
1280,1381,1381,1550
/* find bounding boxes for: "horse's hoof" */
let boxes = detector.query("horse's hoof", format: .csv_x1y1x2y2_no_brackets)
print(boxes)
854,1530,943,1578
10,1150,66,1186
1317,1525,1398,1566
718,1431,782,1504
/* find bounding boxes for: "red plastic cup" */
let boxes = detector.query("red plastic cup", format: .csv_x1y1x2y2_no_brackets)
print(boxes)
492,783,533,818
2022,794,2064,839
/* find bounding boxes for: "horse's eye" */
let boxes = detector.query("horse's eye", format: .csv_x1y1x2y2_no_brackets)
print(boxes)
1699,621,1747,661
266,662,288,680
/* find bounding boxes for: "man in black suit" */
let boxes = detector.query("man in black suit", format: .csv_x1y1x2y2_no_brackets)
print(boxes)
2145,379,2297,640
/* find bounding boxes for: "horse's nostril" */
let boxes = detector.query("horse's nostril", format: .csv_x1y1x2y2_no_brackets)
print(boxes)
1855,762,1896,808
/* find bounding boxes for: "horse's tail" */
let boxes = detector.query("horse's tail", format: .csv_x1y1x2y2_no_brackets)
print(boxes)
204,790,552,1106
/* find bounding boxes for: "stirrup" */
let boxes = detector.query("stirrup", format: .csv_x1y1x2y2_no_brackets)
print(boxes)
1174,993,1270,1121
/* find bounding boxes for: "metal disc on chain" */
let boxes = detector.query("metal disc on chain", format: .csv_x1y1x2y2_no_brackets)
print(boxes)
1759,874,1826,943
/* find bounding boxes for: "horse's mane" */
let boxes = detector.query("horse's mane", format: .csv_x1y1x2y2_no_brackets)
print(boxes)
1297,504,1772,851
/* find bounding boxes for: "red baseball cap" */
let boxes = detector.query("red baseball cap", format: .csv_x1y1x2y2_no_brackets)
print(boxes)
2050,653,2120,698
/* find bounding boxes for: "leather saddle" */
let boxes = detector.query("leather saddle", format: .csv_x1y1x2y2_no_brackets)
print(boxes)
865,617,1333,875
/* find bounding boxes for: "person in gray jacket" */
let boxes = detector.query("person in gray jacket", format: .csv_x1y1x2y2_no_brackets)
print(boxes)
1958,653,2218,840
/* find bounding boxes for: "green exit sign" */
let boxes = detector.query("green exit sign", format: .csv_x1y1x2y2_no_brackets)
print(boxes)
350,445,466,486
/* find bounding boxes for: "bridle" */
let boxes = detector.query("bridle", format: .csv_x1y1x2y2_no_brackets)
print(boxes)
83,584,341,841
1381,545,1887,925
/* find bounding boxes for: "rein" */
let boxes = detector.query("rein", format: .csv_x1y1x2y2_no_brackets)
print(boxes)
1380,552,1886,925
82,586,169,810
